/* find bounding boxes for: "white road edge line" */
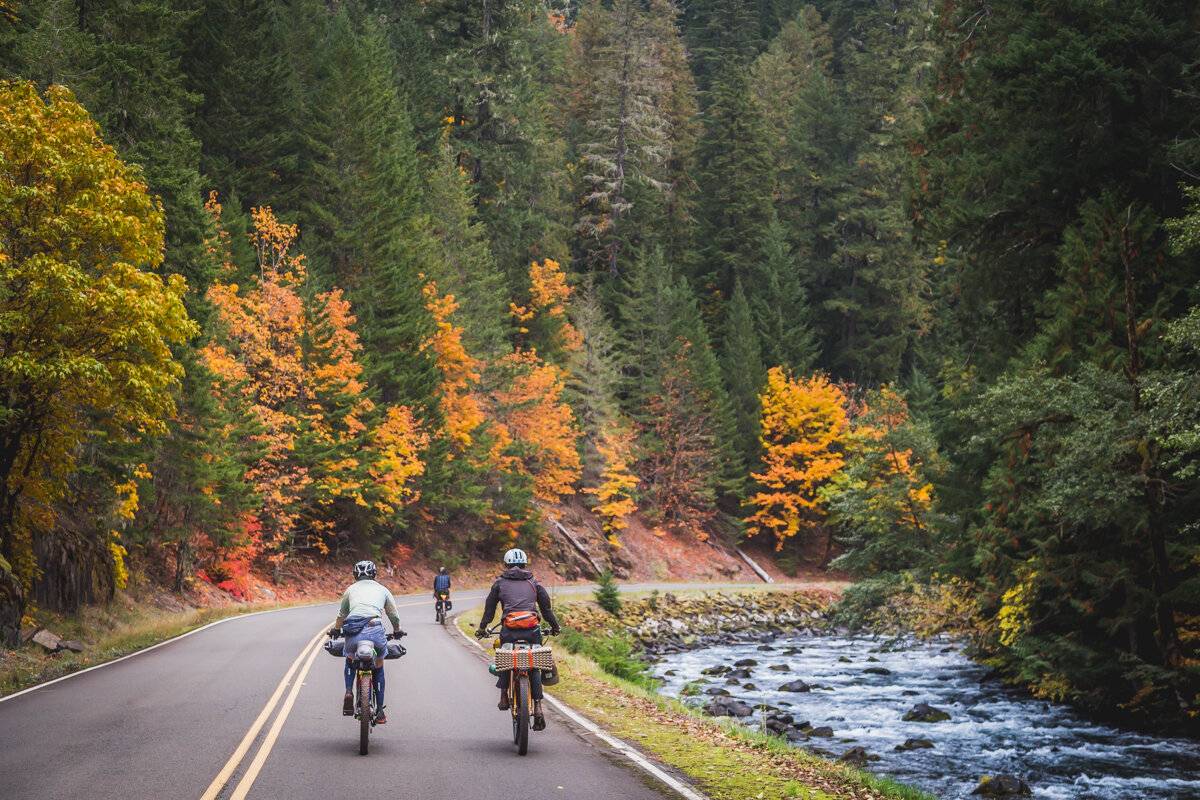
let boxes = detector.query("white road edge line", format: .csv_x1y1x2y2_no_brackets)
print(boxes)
454,614,710,800
0,603,331,704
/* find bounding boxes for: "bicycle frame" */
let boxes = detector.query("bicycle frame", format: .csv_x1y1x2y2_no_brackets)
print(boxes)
482,624,554,756
326,630,405,756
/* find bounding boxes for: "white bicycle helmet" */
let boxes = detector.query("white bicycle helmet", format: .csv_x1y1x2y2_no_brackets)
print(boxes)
353,560,377,580
503,548,528,566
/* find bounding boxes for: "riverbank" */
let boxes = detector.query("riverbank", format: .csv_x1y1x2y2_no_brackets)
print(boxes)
464,590,936,800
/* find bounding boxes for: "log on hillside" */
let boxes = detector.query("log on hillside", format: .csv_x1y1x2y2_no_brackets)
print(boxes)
547,514,604,578
735,547,774,583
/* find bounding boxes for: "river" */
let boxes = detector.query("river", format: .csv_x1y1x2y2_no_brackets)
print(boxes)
651,634,1200,799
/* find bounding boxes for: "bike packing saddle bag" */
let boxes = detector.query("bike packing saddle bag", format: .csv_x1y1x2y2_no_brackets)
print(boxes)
324,639,345,657
385,642,406,660
502,610,539,629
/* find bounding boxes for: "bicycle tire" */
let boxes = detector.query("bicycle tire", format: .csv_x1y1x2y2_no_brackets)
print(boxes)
515,673,530,756
359,672,372,756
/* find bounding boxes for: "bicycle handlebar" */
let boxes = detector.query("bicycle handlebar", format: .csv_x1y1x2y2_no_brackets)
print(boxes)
474,624,558,638
326,629,407,640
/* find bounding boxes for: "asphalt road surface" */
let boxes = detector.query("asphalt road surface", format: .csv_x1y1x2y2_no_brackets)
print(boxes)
0,586,704,800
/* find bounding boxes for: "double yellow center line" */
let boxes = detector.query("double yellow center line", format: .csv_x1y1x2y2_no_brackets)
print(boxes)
199,627,326,800
199,598,430,800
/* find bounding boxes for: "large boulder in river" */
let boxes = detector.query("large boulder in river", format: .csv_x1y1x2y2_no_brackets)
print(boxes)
727,668,753,679
706,696,755,718
778,679,811,692
903,702,951,722
894,738,934,751
970,774,1032,797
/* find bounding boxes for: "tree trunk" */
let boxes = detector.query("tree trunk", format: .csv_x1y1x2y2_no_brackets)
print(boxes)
0,565,22,647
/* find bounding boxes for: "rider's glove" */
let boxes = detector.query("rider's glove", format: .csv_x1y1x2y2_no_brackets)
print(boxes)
550,626,561,636
327,627,341,637
474,628,486,639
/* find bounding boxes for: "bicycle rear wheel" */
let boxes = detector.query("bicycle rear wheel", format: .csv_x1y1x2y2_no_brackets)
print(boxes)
358,672,372,755
515,673,530,756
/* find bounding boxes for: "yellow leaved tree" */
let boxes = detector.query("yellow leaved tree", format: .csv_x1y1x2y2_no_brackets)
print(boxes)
745,368,848,558
0,83,195,639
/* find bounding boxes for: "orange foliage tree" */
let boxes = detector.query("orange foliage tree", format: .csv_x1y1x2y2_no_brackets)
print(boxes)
201,198,426,570
821,386,941,575
584,424,640,539
423,263,583,544
745,368,849,556
490,351,582,505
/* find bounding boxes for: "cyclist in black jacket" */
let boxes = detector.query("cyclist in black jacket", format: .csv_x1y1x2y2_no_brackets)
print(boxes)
476,547,560,730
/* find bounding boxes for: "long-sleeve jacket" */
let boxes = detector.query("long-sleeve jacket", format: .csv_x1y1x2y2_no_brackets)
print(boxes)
479,567,559,630
335,579,401,630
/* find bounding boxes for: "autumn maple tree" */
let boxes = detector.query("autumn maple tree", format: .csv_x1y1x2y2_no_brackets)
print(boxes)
0,82,195,640
745,368,849,555
202,199,426,572
822,387,942,574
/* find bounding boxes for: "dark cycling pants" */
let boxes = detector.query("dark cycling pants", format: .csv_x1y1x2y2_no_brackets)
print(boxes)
495,626,544,700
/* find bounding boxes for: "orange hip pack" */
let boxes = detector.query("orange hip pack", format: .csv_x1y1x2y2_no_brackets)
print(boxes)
503,610,540,629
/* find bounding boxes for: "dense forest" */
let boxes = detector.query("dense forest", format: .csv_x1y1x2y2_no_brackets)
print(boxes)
1,0,1198,726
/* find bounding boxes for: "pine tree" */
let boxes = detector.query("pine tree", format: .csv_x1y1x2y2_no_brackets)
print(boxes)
916,0,1200,377
183,0,298,210
752,219,819,373
567,0,674,280
721,280,767,469
691,66,777,317
418,0,569,288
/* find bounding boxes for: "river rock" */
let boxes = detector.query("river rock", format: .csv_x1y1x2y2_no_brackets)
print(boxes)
895,738,935,751
767,712,794,725
727,668,753,679
702,664,731,676
778,679,811,692
785,729,809,743
757,644,775,651
765,718,790,734
808,726,834,737
904,702,951,722
970,774,1032,797
706,697,755,718
838,656,852,662
839,746,879,766
863,666,892,675
733,658,758,667
769,664,791,672
704,687,731,696
742,683,757,690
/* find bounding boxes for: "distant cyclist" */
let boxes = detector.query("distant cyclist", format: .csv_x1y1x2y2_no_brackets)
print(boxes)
330,560,404,724
475,548,560,730
433,566,451,621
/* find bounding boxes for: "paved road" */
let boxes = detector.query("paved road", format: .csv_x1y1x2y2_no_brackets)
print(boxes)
0,587,697,800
